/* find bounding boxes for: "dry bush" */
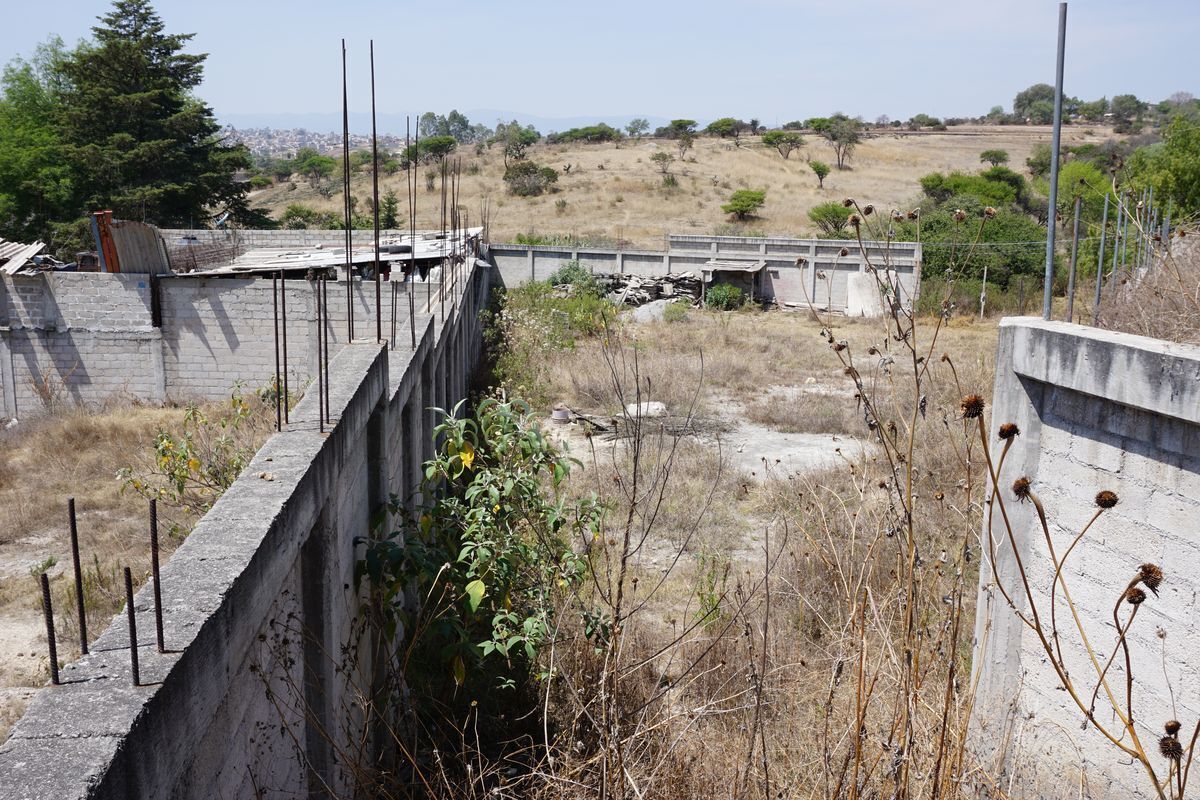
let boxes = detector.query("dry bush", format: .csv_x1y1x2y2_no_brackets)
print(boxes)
1099,223,1200,345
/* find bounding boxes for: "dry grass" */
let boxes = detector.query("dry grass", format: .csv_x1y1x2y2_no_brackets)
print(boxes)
1099,225,1200,344
251,125,1115,248
0,398,274,742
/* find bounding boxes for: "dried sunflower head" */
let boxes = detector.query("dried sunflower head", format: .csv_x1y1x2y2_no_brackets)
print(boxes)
1012,477,1032,502
1139,563,1164,595
960,395,985,419
1160,736,1183,760
1095,490,1119,509
1125,587,1147,606
998,423,1020,441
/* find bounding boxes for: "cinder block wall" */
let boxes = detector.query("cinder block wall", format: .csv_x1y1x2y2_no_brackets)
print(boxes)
971,318,1200,798
487,233,921,311
0,262,491,800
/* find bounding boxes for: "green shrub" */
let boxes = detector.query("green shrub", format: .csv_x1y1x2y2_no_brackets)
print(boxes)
662,301,689,323
705,283,744,310
808,201,853,237
721,189,766,219
546,259,598,293
504,161,559,196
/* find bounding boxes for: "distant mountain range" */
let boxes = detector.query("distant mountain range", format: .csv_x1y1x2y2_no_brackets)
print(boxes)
217,109,692,136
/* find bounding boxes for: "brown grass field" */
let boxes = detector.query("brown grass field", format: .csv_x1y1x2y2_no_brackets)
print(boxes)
251,124,1116,248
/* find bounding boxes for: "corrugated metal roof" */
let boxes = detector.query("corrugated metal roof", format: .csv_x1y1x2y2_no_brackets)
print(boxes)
0,238,47,275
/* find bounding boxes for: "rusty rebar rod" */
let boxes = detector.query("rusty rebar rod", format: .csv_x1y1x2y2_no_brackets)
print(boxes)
40,573,59,685
123,567,139,686
371,40,382,344
150,499,164,653
272,271,282,431
281,270,289,424
67,498,87,655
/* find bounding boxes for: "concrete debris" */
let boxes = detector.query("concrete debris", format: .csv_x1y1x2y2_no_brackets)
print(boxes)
624,401,667,418
551,271,703,306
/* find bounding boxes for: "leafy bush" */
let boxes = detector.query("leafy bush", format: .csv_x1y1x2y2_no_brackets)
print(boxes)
705,283,744,310
401,134,457,165
979,148,1009,166
721,189,766,219
504,161,560,196
546,259,598,293
279,203,341,230
359,397,600,696
546,123,622,144
808,201,852,237
662,300,689,323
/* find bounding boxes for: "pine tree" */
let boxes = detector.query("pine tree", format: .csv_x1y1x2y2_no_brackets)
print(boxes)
56,0,250,226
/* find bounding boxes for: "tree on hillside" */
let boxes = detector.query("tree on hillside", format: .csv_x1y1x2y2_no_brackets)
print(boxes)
649,151,674,174
293,147,336,188
762,130,804,159
721,189,765,220
816,114,862,169
808,201,851,236
1026,143,1053,177
55,0,250,226
1013,83,1055,121
675,130,695,159
380,190,399,229
655,119,696,139
979,149,1009,167
809,160,830,188
1110,94,1147,132
626,118,649,139
1078,97,1108,122
494,120,540,166
1128,117,1200,214
706,117,749,146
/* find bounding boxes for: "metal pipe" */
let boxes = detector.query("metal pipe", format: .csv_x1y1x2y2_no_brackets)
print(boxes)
41,573,59,685
124,567,140,686
1065,194,1081,322
281,270,289,424
370,40,382,344
1092,192,1109,325
315,274,324,433
341,40,354,344
272,271,281,431
1042,1,1068,321
150,499,165,653
322,275,331,420
67,498,87,655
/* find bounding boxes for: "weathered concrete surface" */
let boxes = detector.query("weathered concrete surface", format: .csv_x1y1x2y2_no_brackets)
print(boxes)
971,318,1200,798
0,261,491,799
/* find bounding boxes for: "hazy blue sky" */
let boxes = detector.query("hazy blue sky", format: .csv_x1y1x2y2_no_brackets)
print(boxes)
3,0,1198,130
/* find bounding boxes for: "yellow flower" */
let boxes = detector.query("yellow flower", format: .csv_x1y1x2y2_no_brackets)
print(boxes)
187,457,201,473
493,503,500,513
460,441,476,469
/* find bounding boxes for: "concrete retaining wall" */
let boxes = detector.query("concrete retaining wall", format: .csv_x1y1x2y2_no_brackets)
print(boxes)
971,318,1200,797
487,233,922,312
0,261,491,799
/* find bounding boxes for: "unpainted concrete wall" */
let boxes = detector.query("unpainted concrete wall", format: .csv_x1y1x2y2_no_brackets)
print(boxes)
487,233,921,312
971,318,1200,798
0,261,490,800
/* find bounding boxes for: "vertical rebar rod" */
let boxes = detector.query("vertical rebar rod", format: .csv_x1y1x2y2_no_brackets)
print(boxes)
1042,1,1067,320
370,40,382,344
149,499,164,654
315,274,325,433
41,573,59,685
1092,192,1109,325
408,117,417,348
341,39,354,344
1109,193,1122,296
323,275,331,420
1065,194,1082,322
123,567,139,686
272,272,281,431
68,498,87,655
281,270,289,424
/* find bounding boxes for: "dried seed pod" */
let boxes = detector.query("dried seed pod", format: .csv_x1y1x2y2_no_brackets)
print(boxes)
984,206,997,219
953,209,968,223
907,209,920,220
1094,490,1119,509
1012,477,1032,502
863,204,875,216
1139,563,1164,595
1160,736,1183,760
1165,720,1182,736
1126,587,1147,606
842,198,855,208
960,394,985,419
838,247,850,257
849,214,861,227
998,423,1020,440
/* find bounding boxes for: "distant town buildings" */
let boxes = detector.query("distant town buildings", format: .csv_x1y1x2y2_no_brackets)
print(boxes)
222,126,405,158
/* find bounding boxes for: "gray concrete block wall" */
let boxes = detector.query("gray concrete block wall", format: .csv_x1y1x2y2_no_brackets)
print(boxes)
971,318,1200,798
0,260,492,800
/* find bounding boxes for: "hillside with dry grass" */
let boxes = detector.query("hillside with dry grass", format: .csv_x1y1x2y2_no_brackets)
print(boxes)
250,125,1115,247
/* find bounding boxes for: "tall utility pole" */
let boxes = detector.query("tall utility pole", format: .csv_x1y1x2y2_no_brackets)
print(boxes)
1043,2,1067,320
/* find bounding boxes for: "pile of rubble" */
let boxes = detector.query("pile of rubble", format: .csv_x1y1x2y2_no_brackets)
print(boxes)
552,271,703,306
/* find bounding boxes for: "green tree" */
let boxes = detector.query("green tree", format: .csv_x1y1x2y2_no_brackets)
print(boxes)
808,201,851,236
721,189,765,219
1078,97,1109,122
818,114,862,169
979,149,1009,167
0,39,74,244
1127,117,1200,214
706,117,748,146
625,118,649,139
1013,83,1055,120
809,160,830,188
1026,143,1053,177
761,130,804,159
494,120,539,166
55,0,251,226
503,161,558,196
1111,94,1147,131
908,113,941,129
655,119,696,138
293,147,336,188
675,130,696,159
1027,100,1055,125
380,190,399,229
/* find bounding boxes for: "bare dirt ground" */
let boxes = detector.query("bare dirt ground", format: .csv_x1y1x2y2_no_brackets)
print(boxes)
251,124,1116,247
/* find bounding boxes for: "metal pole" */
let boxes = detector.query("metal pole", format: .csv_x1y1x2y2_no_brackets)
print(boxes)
370,40,382,344
123,567,139,686
40,573,59,685
67,498,87,655
341,40,354,343
1042,1,1067,321
1109,194,1122,296
315,275,324,433
281,271,289,424
1092,192,1109,325
150,499,165,653
1065,194,1081,322
272,272,281,431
